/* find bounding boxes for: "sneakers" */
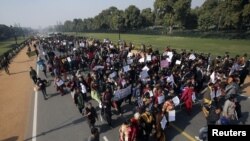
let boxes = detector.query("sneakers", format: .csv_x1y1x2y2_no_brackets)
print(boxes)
194,136,203,141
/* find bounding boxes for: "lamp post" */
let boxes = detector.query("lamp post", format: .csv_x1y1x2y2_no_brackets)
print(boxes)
10,25,17,45
117,15,121,41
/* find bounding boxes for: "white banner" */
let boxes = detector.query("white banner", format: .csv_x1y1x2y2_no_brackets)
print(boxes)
113,85,132,101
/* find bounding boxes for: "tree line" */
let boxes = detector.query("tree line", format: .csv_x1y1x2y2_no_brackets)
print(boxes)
0,24,32,41
54,0,250,34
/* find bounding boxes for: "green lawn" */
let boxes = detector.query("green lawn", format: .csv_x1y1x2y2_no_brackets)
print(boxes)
0,37,26,55
68,32,250,57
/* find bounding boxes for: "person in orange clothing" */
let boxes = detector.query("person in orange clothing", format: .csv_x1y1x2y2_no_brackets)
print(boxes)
181,83,194,115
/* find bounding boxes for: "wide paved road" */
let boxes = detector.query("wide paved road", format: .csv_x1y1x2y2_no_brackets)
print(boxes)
24,65,250,141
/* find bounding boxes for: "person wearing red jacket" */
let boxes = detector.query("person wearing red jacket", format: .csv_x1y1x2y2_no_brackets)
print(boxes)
181,83,194,115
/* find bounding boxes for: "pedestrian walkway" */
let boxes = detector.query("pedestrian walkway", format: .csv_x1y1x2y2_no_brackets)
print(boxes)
0,44,36,141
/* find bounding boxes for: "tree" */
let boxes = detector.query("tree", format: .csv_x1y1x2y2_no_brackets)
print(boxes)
242,3,250,29
124,5,142,30
154,0,191,33
64,20,73,32
198,0,218,31
141,8,155,27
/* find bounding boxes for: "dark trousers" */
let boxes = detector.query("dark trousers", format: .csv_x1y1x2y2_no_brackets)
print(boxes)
41,88,48,100
32,76,37,84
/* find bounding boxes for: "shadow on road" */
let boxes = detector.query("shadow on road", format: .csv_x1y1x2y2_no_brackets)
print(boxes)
1,136,18,141
23,117,85,141
10,70,28,75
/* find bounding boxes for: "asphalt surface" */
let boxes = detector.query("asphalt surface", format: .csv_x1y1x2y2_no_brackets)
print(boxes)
24,59,250,141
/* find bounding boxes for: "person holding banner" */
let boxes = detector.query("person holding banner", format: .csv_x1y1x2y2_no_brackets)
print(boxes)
54,76,65,96
162,96,175,127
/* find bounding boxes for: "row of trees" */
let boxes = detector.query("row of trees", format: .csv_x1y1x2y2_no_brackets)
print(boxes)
54,0,250,33
0,24,32,41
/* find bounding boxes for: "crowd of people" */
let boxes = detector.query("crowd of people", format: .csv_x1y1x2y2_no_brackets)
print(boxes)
31,34,249,141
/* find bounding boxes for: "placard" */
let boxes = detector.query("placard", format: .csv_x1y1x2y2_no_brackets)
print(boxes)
142,66,149,71
160,60,169,68
172,96,180,106
67,57,71,62
93,65,104,70
113,85,132,101
149,90,154,97
176,60,181,65
168,110,176,122
158,95,165,104
189,54,196,60
146,55,152,61
123,65,130,72
56,79,64,87
139,58,145,63
140,70,148,79
160,115,167,129
109,72,116,78
127,52,133,58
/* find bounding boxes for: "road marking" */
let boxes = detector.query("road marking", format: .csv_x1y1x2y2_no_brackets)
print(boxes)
103,136,109,141
32,64,39,141
170,123,196,141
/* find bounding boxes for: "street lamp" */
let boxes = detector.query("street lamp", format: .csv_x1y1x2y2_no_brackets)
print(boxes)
117,15,121,41
10,25,17,45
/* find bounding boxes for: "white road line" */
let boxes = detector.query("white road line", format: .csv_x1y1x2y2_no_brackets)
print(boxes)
103,136,109,141
32,64,39,141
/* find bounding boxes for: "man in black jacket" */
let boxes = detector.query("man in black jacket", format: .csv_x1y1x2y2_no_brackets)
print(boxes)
84,102,98,129
30,67,37,84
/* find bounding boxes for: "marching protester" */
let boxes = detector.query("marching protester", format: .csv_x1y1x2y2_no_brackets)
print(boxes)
74,88,85,114
29,66,37,84
36,77,49,100
84,102,98,129
88,127,100,141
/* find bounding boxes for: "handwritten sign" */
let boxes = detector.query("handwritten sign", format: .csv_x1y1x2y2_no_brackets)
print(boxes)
113,85,132,101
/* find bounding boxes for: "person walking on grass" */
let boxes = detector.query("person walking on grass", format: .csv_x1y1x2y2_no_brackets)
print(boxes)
29,67,37,84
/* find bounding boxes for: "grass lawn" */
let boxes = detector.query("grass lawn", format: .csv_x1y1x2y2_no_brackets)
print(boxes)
67,32,250,57
0,37,26,56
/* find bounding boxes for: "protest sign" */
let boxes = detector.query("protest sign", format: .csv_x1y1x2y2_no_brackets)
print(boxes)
109,72,117,78
146,55,152,61
93,66,104,70
158,95,165,104
127,52,133,58
140,70,148,79
113,85,132,101
139,58,145,63
189,54,196,60
123,65,130,72
56,80,64,87
142,66,149,71
176,60,181,65
161,115,167,129
67,57,71,62
168,110,176,122
160,60,169,68
172,96,180,106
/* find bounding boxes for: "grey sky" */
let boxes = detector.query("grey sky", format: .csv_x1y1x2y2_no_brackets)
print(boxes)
0,0,205,29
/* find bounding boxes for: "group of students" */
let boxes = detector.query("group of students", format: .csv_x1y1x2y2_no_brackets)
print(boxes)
33,34,249,141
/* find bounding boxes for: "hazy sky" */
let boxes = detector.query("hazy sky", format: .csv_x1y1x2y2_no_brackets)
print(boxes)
0,0,205,29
